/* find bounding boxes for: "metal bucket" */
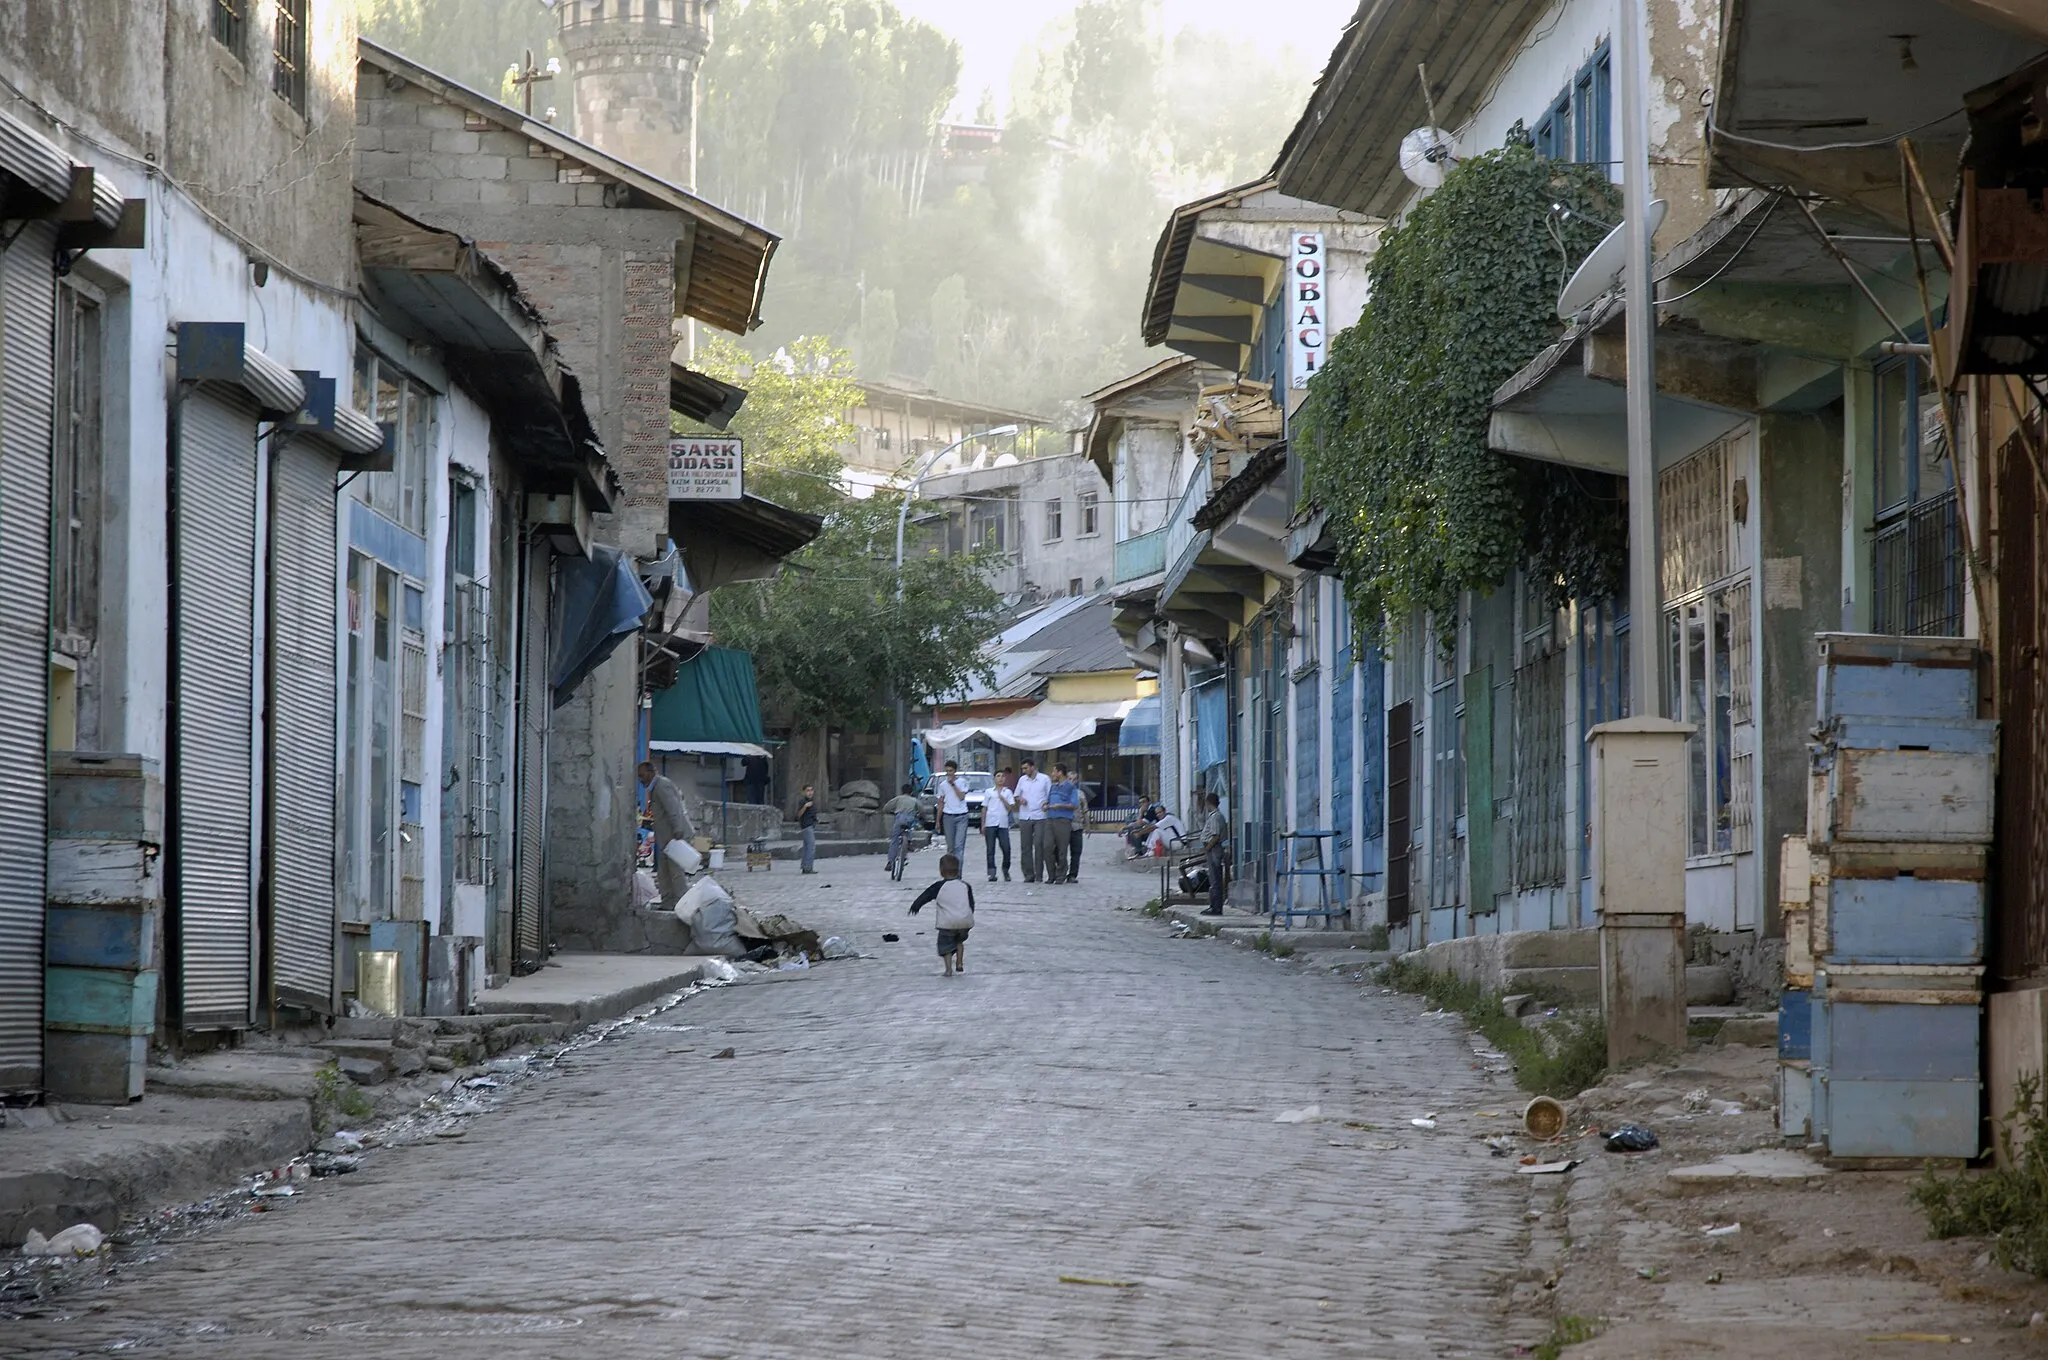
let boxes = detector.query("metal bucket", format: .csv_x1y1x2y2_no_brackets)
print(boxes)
357,949,402,1017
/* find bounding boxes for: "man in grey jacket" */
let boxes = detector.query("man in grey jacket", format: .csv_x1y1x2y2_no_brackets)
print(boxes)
639,761,696,905
1198,792,1229,916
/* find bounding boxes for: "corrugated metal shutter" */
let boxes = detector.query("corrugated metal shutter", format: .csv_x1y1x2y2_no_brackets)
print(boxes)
173,388,260,1029
0,224,56,1091
513,536,551,972
267,437,339,1011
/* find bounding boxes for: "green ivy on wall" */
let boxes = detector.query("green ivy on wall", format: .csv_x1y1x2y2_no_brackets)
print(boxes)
1298,138,1626,637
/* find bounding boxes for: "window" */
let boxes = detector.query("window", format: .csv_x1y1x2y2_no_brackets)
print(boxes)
51,281,102,648
968,499,1007,552
1068,577,1083,597
1659,437,1755,859
1045,497,1063,541
212,0,247,54
1297,581,1320,668
351,348,437,536
1079,491,1100,536
272,0,308,113
1871,356,1961,636
1533,43,1611,166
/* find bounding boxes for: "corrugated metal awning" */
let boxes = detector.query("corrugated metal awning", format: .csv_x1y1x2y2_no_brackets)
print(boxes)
0,105,125,229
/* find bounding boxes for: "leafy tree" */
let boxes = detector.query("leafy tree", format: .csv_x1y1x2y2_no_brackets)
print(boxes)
357,0,557,99
710,497,1005,731
678,334,861,516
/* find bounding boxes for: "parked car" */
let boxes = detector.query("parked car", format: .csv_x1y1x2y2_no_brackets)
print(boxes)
917,770,996,829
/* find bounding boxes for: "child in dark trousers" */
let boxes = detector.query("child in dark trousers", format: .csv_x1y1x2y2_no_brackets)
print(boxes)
908,853,975,977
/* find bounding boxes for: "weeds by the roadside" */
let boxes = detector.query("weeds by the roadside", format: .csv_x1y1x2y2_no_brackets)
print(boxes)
312,1061,371,1134
1360,923,1390,951
1380,957,1606,1098
1139,898,1165,918
1533,1315,1600,1359
1914,1073,2048,1277
1252,931,1296,959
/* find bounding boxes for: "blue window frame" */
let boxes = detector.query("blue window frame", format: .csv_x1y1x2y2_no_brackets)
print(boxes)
1533,42,1611,166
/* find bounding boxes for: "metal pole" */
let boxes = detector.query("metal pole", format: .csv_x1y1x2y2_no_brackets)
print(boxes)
1617,0,1662,717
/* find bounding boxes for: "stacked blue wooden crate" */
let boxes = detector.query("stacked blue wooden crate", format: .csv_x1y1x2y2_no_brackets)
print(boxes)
45,754,164,1103
1805,634,1993,1160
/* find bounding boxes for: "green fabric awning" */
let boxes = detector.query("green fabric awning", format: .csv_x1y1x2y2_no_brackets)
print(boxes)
650,646,767,745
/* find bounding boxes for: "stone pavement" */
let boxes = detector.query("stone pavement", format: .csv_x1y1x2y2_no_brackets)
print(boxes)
10,835,1546,1358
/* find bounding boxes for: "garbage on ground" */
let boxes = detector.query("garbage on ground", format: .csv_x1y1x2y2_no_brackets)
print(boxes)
462,1076,500,1090
676,876,743,956
1522,1095,1568,1139
1604,1124,1660,1152
1411,1114,1439,1129
1516,1159,1581,1175
1636,1266,1664,1280
632,867,660,909
1274,1104,1322,1123
1484,1135,1519,1157
699,958,739,983
819,936,860,960
1705,1271,1724,1284
710,1047,736,1059
250,1182,297,1199
21,1225,104,1258
881,932,900,943
1703,1222,1742,1237
306,1152,360,1176
776,952,810,972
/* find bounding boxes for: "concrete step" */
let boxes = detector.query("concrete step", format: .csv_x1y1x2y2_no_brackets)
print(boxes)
1500,965,1601,1002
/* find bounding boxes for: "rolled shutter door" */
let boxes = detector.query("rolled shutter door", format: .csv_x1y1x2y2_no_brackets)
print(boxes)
173,388,260,1029
0,223,56,1090
513,537,550,972
267,437,339,1011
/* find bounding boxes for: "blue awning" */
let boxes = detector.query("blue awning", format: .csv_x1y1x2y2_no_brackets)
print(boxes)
1119,692,1162,756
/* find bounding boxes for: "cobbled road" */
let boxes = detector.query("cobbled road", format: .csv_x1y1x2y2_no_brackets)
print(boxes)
11,838,1543,1359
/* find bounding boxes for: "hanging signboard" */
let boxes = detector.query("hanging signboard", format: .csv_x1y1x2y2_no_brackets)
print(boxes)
1289,231,1326,390
667,436,743,501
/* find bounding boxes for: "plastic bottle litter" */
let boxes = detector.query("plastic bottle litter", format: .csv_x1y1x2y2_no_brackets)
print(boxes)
1703,1222,1742,1237
1411,1112,1439,1129
1604,1124,1660,1152
21,1224,104,1258
1274,1104,1322,1124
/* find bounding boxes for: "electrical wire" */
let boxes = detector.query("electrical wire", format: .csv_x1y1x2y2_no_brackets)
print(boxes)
1656,193,1780,305
1706,104,1965,154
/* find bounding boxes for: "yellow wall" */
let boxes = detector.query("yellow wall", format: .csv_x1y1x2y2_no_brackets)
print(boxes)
1046,670,1143,704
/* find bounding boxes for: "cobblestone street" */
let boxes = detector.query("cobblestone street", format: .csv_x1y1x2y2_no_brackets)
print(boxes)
11,842,1542,1359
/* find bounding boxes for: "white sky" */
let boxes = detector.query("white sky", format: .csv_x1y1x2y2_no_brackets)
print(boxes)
883,0,1360,121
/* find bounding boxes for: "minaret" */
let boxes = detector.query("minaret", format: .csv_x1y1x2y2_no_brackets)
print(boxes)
556,0,715,191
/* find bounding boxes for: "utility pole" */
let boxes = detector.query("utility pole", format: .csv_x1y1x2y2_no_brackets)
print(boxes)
1589,0,1691,1068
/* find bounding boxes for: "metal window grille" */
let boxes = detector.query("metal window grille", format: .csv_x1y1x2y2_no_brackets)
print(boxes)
1512,645,1567,889
51,284,100,647
1725,581,1755,854
460,581,495,887
1872,489,1962,636
1658,437,1732,600
272,0,307,112
400,630,427,919
212,0,245,53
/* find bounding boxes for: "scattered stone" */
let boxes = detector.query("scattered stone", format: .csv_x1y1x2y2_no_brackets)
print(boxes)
337,1056,387,1087
392,1049,426,1078
425,1054,455,1072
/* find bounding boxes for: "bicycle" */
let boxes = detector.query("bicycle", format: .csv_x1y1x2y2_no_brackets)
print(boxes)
887,815,917,882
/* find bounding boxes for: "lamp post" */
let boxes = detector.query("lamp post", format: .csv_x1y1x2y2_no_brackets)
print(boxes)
891,424,1020,788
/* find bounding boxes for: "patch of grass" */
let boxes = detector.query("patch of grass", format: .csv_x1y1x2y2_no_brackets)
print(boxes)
1913,1073,2048,1277
1139,898,1165,918
1381,957,1607,1098
1250,931,1298,959
1360,923,1391,951
1534,1315,1600,1359
312,1061,372,1135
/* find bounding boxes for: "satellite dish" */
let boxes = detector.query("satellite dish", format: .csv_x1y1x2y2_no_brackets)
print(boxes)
1556,199,1668,322
1398,126,1460,189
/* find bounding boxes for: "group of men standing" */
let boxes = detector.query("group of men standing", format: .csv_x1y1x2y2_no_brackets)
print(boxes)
943,758,1086,885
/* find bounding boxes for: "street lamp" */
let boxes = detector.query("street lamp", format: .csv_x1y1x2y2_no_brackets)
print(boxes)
891,424,1020,789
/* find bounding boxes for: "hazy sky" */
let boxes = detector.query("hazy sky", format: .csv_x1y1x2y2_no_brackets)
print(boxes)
883,0,1359,120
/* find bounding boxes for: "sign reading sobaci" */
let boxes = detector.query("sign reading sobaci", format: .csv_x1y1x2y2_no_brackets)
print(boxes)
1289,231,1326,390
667,437,743,501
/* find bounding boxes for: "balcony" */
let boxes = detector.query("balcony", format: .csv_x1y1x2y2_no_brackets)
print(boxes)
1162,462,1209,583
1114,528,1166,583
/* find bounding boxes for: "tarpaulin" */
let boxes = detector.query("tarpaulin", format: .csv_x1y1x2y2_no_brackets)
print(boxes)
1194,680,1229,771
1118,691,1162,756
651,646,767,744
924,698,1140,753
551,544,653,708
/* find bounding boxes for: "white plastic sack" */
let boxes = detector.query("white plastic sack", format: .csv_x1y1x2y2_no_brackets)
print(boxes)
676,876,743,957
664,838,703,875
632,868,660,909
23,1223,104,1257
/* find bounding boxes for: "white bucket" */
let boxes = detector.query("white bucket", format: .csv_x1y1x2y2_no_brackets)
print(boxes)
708,847,726,870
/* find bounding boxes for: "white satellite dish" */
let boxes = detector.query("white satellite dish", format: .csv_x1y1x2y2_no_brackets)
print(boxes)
1398,126,1460,189
1556,199,1667,322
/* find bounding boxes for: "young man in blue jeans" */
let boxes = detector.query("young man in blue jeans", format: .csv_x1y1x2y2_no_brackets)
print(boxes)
1043,764,1078,884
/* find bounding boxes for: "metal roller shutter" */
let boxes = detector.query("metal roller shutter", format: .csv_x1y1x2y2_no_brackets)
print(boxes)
513,536,551,972
266,437,339,1011
0,224,56,1090
172,388,260,1029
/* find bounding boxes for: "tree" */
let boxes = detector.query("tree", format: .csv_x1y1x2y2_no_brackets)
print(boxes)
678,334,862,516
710,497,1004,731
356,0,557,98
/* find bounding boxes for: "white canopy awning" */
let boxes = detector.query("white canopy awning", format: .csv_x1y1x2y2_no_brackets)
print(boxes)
648,740,772,759
923,698,1140,753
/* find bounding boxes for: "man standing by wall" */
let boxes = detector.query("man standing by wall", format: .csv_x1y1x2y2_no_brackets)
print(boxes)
640,761,697,906
938,760,972,859
983,767,1017,883
1044,764,1078,885
798,784,819,875
1014,758,1051,883
1199,792,1229,916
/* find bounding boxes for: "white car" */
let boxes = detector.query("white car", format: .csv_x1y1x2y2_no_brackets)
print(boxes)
917,770,996,828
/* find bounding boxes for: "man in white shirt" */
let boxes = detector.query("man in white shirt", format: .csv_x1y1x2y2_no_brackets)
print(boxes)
982,767,1018,882
1013,758,1052,883
937,760,973,859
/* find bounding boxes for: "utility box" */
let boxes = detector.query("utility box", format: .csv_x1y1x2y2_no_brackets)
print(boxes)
1588,717,1694,1065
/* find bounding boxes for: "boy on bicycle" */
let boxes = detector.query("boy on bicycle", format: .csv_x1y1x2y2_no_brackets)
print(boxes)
883,783,920,876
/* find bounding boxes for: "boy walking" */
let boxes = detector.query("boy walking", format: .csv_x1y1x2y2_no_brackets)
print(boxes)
983,768,1016,882
909,853,975,977
797,784,819,874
